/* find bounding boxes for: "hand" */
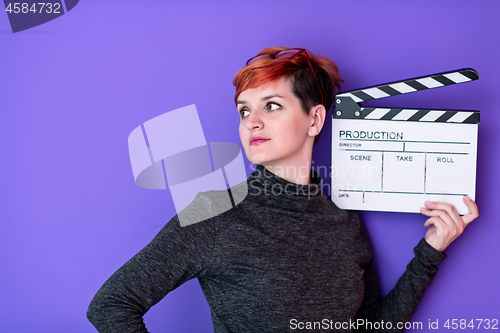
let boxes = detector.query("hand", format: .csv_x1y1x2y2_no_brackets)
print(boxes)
420,196,479,253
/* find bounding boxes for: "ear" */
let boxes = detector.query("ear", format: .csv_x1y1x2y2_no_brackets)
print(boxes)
308,104,326,137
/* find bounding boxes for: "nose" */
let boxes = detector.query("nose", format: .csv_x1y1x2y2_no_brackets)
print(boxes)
245,109,264,131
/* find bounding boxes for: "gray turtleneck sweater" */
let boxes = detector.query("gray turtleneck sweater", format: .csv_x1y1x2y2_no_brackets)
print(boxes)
87,164,446,332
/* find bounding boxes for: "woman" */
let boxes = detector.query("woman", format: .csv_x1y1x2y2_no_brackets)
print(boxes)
87,47,479,332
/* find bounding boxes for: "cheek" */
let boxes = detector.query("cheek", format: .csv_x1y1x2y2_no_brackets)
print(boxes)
276,116,308,145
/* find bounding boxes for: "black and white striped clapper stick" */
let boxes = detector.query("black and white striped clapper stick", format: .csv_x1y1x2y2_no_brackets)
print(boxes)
333,68,480,124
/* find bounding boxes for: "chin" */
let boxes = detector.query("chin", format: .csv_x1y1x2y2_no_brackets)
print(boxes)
248,156,267,166
246,152,269,166
249,154,282,167
244,143,289,167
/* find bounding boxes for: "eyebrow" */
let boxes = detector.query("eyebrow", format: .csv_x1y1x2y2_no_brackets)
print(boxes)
236,94,285,105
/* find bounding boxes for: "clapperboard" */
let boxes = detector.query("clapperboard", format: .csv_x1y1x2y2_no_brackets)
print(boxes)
331,69,479,215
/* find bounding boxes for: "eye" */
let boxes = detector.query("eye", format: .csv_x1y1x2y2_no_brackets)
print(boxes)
239,108,250,118
266,102,281,111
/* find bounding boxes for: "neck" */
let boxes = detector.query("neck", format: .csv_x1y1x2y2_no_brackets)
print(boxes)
261,154,313,185
249,163,323,198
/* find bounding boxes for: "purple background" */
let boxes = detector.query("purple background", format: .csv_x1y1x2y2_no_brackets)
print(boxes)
1,1,498,332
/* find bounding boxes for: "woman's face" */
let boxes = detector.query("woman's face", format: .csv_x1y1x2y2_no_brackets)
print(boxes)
237,77,314,168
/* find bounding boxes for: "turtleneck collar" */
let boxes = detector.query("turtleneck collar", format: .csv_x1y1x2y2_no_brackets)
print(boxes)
247,164,323,197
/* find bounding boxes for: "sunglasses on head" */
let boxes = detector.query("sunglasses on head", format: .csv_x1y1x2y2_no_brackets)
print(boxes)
246,48,324,106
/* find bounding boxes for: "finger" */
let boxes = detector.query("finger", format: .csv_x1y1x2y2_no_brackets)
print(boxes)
424,216,452,252
424,201,462,226
462,196,479,225
424,216,446,230
423,201,465,235
421,209,463,241
420,207,456,229
423,216,438,228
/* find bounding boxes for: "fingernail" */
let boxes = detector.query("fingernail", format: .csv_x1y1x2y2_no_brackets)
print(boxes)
420,207,427,211
464,196,470,201
425,201,432,206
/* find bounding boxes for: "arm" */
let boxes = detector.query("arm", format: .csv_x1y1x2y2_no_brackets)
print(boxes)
86,214,216,333
355,239,446,333
355,196,479,332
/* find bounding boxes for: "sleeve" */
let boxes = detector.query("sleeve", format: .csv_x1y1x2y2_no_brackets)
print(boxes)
86,213,216,333
354,238,447,333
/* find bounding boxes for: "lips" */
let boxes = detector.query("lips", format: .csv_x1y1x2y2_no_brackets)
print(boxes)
250,136,270,146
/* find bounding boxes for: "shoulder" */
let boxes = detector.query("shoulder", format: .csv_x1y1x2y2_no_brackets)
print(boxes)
177,179,249,227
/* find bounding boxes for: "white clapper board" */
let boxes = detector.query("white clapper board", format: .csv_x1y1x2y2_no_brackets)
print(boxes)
331,69,479,215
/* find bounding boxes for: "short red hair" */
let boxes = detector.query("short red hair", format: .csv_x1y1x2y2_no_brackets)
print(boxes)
233,47,342,112
233,47,342,144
